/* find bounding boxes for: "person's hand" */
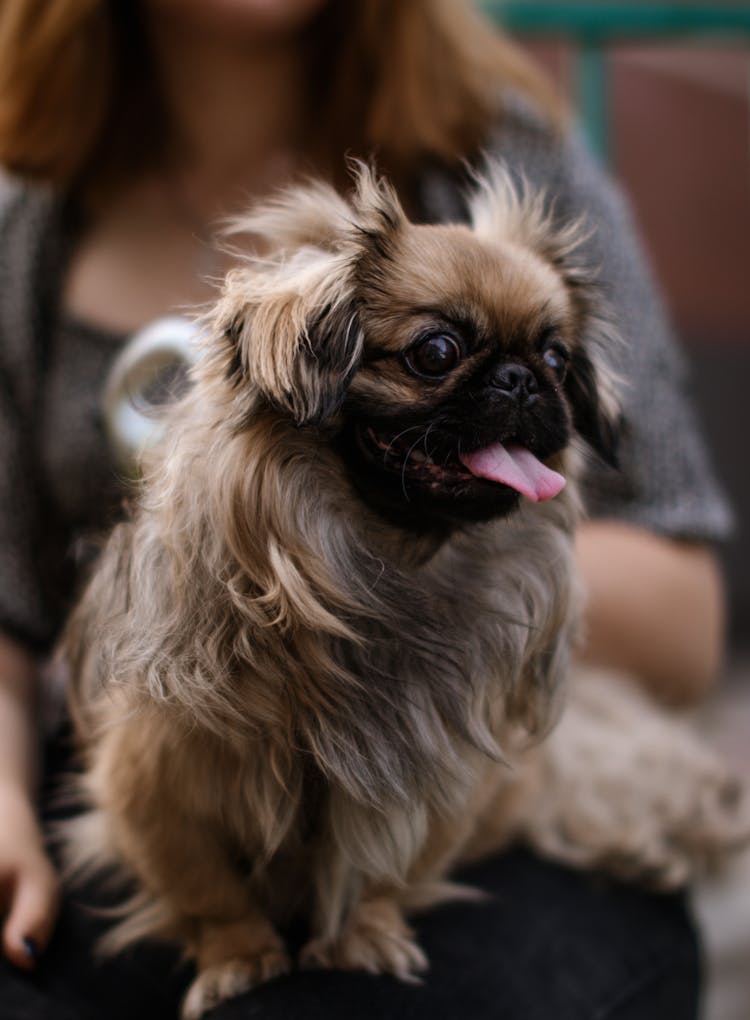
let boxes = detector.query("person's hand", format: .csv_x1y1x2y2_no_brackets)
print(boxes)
0,784,60,969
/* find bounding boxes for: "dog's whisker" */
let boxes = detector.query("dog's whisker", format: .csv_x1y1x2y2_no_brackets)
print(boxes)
405,432,430,463
382,424,428,464
400,453,412,501
422,422,438,460
397,429,435,499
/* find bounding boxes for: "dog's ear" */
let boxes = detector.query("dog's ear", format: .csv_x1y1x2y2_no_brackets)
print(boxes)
564,342,622,468
210,165,405,426
215,249,363,425
467,159,586,269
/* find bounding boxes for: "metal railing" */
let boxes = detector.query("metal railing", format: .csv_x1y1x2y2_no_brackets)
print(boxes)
480,2,750,157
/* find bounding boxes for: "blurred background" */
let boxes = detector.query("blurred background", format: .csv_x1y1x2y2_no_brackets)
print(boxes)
480,4,750,1015
482,0,750,651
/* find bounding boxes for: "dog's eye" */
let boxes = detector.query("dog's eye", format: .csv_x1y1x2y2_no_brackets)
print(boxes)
405,334,462,378
542,342,570,380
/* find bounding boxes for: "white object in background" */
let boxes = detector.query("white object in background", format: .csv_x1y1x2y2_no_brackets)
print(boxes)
103,315,203,475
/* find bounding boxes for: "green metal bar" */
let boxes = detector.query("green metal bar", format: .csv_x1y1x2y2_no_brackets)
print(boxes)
577,42,609,159
480,3,750,40
479,2,750,162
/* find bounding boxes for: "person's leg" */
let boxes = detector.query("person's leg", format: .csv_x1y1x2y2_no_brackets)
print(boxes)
208,849,700,1020
8,727,700,1020
5,848,701,1020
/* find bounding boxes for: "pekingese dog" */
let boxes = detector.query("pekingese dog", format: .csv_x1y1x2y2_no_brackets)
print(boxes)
62,164,746,1019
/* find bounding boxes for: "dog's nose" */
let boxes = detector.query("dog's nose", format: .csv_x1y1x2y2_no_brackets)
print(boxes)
490,363,538,404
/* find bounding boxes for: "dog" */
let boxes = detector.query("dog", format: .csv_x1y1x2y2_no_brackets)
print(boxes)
62,164,746,1019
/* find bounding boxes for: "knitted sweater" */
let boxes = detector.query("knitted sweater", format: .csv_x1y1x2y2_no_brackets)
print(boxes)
0,100,733,651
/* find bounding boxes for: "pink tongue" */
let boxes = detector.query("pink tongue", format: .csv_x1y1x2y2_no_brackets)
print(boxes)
458,442,565,502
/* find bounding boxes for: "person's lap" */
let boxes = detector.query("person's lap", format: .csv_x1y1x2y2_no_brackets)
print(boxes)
2,732,701,1020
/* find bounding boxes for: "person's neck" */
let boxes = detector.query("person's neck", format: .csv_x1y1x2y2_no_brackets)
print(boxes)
145,15,313,219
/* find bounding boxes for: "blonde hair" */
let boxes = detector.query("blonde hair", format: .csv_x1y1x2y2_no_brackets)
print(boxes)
0,0,562,196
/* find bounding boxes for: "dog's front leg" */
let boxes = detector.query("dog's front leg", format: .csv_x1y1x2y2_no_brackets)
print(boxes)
300,800,428,981
83,715,290,1019
181,907,290,1020
130,806,289,1020
301,881,428,982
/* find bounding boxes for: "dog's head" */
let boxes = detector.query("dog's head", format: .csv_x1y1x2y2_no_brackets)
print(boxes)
209,163,619,530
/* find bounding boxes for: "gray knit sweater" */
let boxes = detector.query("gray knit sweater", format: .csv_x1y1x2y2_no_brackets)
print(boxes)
0,98,733,651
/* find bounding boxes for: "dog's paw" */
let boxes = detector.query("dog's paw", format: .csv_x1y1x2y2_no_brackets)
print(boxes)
301,898,428,982
568,760,748,888
670,762,749,868
522,669,750,888
182,947,291,1019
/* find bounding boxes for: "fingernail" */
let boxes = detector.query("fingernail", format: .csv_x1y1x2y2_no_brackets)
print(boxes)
22,936,39,962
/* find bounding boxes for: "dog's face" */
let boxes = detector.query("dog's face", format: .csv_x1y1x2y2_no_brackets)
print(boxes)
211,165,619,531
339,221,603,528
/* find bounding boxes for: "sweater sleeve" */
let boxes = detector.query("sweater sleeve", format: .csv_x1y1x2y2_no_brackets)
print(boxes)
486,99,734,541
0,181,59,651
0,372,54,650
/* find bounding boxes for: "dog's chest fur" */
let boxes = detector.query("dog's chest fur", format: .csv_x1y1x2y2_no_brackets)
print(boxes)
224,490,579,898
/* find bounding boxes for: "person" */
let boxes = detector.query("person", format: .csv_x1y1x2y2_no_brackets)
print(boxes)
0,0,732,1016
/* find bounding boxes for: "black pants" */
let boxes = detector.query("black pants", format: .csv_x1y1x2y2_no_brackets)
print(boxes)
0,734,702,1020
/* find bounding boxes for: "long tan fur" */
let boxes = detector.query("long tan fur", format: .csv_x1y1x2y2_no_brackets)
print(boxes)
62,165,746,1019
